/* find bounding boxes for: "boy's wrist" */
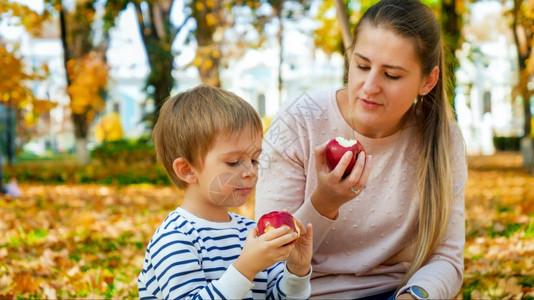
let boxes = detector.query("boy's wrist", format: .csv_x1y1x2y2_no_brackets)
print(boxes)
233,257,257,282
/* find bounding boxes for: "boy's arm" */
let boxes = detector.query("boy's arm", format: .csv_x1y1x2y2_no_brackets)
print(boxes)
140,231,252,300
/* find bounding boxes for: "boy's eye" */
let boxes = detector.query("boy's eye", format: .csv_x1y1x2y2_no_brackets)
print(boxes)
252,159,260,165
227,161,239,166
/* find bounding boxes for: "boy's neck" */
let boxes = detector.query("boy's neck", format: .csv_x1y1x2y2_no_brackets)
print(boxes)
181,189,232,222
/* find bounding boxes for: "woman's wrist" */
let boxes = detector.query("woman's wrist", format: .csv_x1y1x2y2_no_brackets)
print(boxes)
310,193,339,220
286,262,310,277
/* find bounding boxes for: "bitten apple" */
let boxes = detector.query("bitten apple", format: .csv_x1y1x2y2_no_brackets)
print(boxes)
257,211,301,244
324,137,366,177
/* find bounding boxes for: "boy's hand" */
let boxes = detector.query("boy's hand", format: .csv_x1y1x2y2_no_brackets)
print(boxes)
233,226,298,282
286,220,313,277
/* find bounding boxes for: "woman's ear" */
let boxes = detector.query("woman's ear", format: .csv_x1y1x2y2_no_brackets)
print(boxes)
419,66,439,95
173,157,197,184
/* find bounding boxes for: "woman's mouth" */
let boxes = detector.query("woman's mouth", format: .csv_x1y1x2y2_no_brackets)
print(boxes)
360,98,381,109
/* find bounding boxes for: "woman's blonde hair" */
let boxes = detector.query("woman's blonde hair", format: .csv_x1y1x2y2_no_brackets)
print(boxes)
152,85,263,189
350,0,455,287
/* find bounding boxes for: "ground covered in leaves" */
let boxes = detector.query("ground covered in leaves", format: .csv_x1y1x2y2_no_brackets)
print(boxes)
0,152,533,299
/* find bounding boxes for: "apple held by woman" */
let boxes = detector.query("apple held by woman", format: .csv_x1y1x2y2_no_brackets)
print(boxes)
257,211,301,244
324,137,366,177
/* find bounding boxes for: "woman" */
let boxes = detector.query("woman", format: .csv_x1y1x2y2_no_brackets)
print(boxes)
255,0,467,299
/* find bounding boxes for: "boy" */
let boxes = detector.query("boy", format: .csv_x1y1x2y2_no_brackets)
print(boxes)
138,85,313,299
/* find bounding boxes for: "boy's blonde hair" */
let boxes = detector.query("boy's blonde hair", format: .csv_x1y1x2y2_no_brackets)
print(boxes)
153,85,263,189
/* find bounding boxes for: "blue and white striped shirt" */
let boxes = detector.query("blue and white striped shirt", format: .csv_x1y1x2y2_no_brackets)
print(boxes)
138,207,310,299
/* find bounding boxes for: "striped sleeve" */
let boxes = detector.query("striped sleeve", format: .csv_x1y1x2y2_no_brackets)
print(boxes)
138,229,252,299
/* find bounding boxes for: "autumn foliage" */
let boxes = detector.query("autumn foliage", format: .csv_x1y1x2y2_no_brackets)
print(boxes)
66,52,109,124
0,152,533,298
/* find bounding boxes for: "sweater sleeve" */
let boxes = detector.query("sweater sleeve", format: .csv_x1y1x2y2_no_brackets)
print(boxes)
397,124,468,299
264,261,312,299
138,230,253,300
256,105,337,253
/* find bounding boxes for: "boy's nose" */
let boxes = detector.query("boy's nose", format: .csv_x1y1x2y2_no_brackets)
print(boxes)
241,161,257,178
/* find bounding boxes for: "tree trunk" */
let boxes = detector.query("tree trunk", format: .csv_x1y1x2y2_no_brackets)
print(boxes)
333,0,351,50
59,0,91,165
333,0,350,84
441,0,461,110
512,0,533,171
146,49,175,127
75,137,90,165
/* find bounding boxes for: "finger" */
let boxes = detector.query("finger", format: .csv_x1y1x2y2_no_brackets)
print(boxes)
314,141,329,170
250,227,259,239
305,223,313,239
275,231,299,247
358,155,373,187
332,151,354,178
346,151,366,183
259,226,291,241
293,218,306,235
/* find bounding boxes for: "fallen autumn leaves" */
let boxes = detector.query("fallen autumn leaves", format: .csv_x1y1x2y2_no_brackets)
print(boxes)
0,152,532,298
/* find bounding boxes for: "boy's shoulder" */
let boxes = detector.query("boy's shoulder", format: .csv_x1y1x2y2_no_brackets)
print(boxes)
153,208,256,238
228,212,256,228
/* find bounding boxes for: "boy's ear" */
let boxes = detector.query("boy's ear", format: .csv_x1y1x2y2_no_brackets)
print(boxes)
172,157,197,184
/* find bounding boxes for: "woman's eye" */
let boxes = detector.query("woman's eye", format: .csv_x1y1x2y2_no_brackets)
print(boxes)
357,65,370,70
386,73,400,80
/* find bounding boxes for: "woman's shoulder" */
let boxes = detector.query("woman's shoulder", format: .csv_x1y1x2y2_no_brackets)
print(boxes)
276,89,337,119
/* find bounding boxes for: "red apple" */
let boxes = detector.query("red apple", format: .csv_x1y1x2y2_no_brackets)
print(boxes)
324,137,366,177
257,211,301,244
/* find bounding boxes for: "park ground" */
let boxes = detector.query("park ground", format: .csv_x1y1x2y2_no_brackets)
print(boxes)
0,151,533,299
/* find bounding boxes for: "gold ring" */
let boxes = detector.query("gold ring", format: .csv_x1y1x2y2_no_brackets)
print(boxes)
350,187,361,195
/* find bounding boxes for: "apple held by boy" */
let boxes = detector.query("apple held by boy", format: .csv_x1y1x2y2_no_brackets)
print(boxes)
324,137,366,177
257,211,301,244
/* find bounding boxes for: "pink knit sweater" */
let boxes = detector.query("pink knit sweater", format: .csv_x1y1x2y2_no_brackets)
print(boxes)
255,90,467,299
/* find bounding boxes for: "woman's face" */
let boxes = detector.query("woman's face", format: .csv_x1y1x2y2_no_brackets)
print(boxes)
347,25,432,138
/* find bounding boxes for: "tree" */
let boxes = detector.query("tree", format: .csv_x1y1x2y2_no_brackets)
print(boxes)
0,3,56,163
104,0,306,127
55,0,109,165
104,0,248,127
316,0,464,96
510,0,534,172
314,0,379,83
439,0,464,109
104,0,178,127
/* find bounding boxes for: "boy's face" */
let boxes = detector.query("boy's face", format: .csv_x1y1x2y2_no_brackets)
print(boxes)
192,129,262,211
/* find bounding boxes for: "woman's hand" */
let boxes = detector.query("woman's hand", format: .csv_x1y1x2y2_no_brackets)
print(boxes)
311,141,373,219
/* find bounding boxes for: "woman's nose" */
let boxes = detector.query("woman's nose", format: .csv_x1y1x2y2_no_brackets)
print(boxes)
362,70,381,95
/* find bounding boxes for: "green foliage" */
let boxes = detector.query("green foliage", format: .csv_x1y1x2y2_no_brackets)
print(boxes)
3,160,170,186
90,137,156,166
493,136,521,151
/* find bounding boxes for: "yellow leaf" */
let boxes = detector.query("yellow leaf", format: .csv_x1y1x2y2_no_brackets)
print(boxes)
206,13,218,27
